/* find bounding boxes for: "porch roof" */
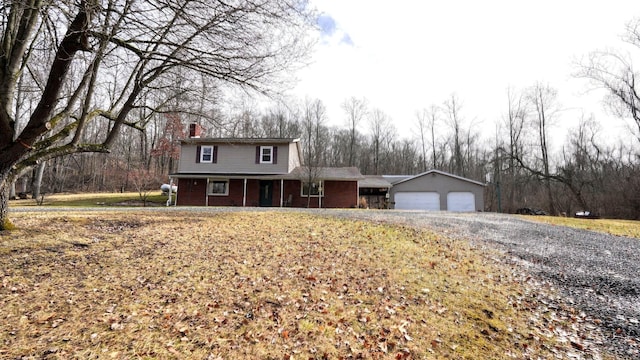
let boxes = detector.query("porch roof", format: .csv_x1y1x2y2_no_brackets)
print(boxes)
359,175,392,189
170,166,364,181
278,166,363,181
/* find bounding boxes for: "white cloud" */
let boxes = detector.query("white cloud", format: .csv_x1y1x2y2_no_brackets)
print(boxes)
292,0,640,141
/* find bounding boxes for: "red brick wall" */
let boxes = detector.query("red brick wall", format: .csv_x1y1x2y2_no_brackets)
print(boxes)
176,178,206,206
323,180,358,208
176,178,357,208
244,179,259,206
284,180,357,208
207,179,244,206
285,180,319,208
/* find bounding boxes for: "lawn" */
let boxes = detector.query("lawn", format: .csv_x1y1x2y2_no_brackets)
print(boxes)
0,211,603,359
522,216,640,239
9,191,169,207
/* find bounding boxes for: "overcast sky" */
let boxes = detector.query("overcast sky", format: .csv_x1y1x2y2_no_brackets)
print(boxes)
291,0,640,143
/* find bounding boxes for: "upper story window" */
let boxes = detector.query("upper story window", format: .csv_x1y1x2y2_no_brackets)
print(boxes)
254,145,278,164
260,146,273,164
201,146,213,163
197,145,217,164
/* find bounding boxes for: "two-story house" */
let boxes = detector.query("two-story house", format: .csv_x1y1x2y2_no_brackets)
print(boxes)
170,130,362,208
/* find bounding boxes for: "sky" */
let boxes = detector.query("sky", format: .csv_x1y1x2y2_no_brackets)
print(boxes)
290,0,640,144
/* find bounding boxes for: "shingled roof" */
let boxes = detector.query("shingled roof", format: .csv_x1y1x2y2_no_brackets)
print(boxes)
359,175,392,188
282,166,364,181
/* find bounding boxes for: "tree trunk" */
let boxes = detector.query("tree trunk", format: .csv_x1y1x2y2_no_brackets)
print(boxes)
32,161,46,199
9,181,16,200
1,172,13,230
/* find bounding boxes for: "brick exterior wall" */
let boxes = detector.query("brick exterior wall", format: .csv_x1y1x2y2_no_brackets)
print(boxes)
175,178,207,206
322,180,358,208
207,179,245,206
285,180,357,208
176,178,357,208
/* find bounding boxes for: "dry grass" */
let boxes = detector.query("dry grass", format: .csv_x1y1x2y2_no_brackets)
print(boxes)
523,216,640,239
9,192,167,207
0,211,601,359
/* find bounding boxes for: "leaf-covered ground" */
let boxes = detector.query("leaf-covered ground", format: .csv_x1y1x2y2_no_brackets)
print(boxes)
0,211,604,359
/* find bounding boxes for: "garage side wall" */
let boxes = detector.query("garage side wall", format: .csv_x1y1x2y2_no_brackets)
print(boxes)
390,173,484,211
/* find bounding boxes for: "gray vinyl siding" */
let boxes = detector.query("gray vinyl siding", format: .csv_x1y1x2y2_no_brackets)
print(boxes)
178,143,292,174
289,143,302,169
390,172,484,211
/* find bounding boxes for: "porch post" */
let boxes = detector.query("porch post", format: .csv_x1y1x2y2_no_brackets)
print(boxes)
243,178,247,207
167,178,173,206
280,179,284,207
206,178,209,206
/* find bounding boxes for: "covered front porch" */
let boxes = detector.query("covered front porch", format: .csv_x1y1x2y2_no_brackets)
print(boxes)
171,176,357,208
171,175,294,207
170,167,362,208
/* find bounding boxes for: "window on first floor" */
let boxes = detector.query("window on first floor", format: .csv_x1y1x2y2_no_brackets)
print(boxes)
208,179,229,196
301,180,323,197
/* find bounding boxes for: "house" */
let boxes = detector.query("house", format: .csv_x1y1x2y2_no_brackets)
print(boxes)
387,170,485,211
170,134,362,208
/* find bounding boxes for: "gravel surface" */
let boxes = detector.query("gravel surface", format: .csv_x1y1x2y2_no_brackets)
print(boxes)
314,209,640,359
10,207,640,358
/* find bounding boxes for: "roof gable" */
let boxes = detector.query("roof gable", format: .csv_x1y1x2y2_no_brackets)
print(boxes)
181,137,300,145
394,170,485,187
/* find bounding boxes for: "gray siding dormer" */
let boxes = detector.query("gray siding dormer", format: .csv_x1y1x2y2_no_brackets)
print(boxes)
177,139,301,174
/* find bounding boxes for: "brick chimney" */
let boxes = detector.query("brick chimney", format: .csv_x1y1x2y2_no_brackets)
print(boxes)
188,123,203,138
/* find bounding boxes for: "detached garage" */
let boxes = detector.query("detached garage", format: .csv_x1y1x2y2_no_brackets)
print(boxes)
395,192,440,210
390,170,485,212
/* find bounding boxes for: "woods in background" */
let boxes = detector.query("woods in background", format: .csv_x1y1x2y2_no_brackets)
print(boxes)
2,3,639,221
13,88,640,219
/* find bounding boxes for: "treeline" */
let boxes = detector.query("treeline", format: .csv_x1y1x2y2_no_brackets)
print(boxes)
15,85,640,219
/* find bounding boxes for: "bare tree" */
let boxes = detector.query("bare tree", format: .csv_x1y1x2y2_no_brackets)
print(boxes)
414,106,440,172
557,116,603,213
501,87,529,213
368,108,395,175
128,168,161,207
527,83,559,215
442,94,466,176
0,1,314,229
300,98,328,207
260,106,300,138
388,139,418,175
341,97,368,167
577,18,640,144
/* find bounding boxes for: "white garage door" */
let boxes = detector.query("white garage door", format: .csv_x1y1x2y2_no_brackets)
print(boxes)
395,192,440,210
447,192,475,212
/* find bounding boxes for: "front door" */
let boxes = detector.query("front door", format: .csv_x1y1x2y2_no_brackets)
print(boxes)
259,180,273,207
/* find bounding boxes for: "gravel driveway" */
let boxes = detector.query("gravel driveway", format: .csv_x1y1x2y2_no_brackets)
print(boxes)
315,209,640,359
10,207,640,357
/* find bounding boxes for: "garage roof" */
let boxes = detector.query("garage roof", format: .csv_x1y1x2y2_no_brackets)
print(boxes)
382,175,412,184
393,170,485,187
